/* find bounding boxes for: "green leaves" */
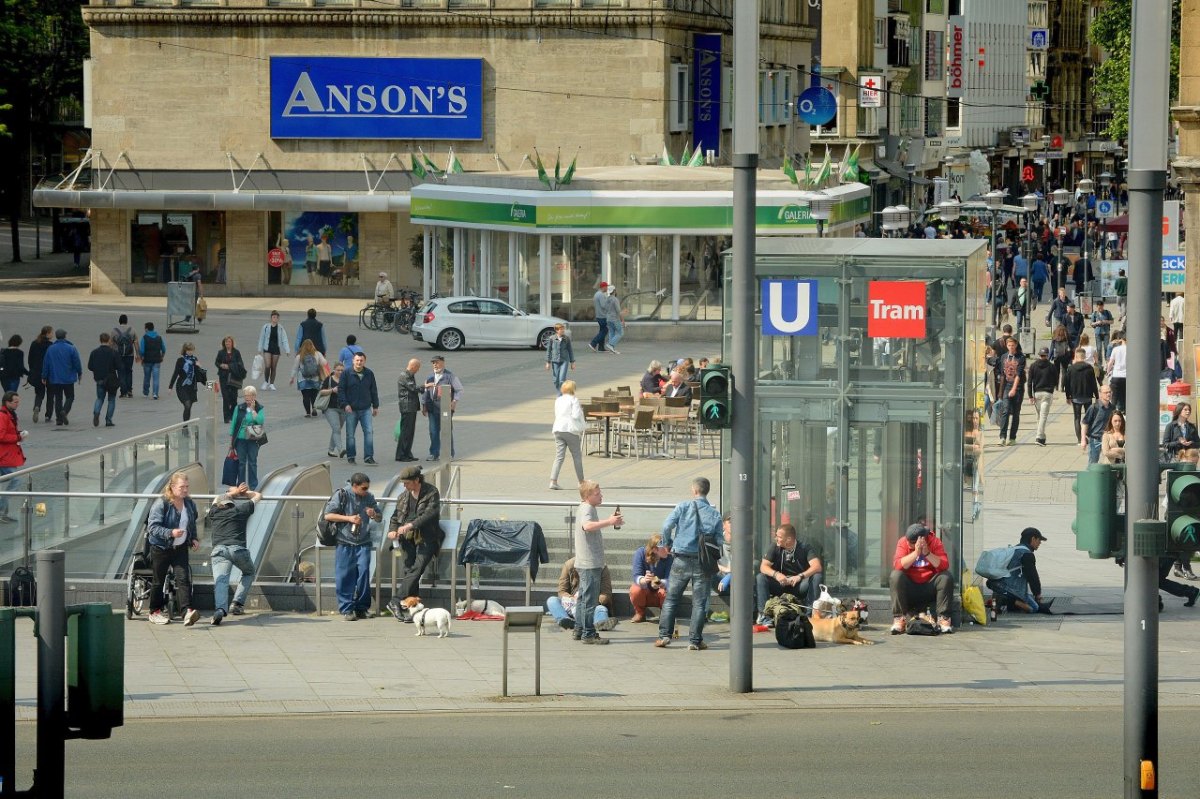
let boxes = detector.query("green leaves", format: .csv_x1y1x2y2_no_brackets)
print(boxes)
1089,0,1180,141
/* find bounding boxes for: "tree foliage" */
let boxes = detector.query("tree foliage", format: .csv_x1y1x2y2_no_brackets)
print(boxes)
1090,0,1181,142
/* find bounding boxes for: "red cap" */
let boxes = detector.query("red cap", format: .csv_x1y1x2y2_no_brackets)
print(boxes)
599,282,608,289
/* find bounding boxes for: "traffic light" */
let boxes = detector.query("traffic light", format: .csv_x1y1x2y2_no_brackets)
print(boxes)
1072,464,1123,559
698,365,733,429
67,604,124,739
1166,467,1200,553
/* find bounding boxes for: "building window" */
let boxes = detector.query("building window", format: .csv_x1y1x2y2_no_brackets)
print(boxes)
946,97,960,129
775,71,793,127
266,212,359,286
924,97,943,137
900,94,922,137
669,63,689,132
130,211,225,284
873,17,886,48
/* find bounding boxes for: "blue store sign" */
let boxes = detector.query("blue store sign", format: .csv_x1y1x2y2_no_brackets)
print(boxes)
270,57,484,140
692,33,722,158
761,279,819,336
796,87,837,126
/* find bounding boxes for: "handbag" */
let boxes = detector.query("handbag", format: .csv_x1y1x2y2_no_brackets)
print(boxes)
313,389,331,412
221,450,240,486
245,424,268,445
103,369,120,394
691,501,722,574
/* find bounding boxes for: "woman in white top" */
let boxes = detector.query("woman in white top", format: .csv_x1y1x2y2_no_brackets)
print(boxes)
549,379,586,490
1078,332,1097,371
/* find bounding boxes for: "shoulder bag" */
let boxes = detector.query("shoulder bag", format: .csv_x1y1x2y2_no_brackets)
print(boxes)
313,376,333,412
692,501,722,575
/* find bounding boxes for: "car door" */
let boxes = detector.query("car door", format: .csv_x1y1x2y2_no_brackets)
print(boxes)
445,300,482,343
476,300,523,345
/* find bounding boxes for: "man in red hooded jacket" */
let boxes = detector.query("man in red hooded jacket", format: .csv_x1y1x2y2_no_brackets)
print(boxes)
0,391,28,523
889,522,953,634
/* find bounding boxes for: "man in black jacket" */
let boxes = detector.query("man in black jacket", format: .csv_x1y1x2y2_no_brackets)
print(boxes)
86,333,120,428
395,358,421,462
1026,347,1057,447
386,465,443,599
1064,348,1099,443
338,352,379,465
1062,302,1085,350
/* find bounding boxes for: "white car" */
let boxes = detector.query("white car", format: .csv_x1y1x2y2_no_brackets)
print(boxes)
411,296,567,351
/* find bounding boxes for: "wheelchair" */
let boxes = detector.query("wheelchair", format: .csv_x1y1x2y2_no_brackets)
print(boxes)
125,531,180,620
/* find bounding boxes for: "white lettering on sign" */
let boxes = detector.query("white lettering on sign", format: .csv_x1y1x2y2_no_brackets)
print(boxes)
947,16,965,98
283,70,469,118
870,298,925,322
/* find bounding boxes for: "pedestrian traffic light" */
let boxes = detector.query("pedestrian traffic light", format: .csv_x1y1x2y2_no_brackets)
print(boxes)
699,365,733,429
1166,467,1200,553
1072,464,1123,559
67,604,124,739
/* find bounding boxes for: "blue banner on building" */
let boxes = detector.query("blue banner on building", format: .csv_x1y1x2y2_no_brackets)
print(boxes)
692,33,722,158
270,57,483,140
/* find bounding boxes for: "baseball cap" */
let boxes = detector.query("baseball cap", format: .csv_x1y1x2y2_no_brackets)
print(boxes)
598,281,608,289
1038,347,1050,357
1020,527,1048,544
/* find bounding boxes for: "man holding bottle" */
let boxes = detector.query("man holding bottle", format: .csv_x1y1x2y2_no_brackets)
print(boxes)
574,480,623,645
323,472,381,621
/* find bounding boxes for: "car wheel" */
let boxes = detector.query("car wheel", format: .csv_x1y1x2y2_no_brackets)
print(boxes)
536,327,555,350
438,329,464,351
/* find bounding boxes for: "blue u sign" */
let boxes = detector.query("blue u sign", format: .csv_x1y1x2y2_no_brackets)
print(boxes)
270,57,484,140
761,279,819,336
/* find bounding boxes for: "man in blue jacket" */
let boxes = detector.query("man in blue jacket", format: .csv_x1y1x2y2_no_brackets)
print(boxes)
337,352,379,465
41,328,82,427
654,477,722,651
420,355,464,461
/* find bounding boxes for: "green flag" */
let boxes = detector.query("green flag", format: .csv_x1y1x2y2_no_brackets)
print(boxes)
659,146,674,166
680,141,692,166
421,149,444,178
803,155,813,186
560,152,578,185
534,150,552,188
782,156,798,185
812,147,832,187
554,148,562,184
410,154,427,180
840,144,861,183
687,147,705,167
446,149,464,174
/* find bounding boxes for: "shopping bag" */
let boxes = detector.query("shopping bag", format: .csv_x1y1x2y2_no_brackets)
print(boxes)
251,354,264,381
394,418,404,441
221,451,240,486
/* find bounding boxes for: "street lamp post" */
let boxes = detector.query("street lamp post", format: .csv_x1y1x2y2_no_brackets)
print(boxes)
985,190,1005,330
1099,171,1114,269
1050,187,1072,299
880,204,912,238
805,191,835,239
1077,176,1095,302
1021,193,1042,351
905,163,917,211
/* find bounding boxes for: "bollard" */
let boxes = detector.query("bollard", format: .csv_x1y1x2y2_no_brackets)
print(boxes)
501,607,543,698
1,607,14,797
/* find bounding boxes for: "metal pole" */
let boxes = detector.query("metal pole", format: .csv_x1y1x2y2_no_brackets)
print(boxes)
211,383,221,486
728,0,757,694
990,212,1000,330
1125,0,1170,795
34,550,65,799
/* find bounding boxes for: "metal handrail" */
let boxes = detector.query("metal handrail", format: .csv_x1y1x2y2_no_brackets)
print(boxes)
0,491,677,509
1,418,204,481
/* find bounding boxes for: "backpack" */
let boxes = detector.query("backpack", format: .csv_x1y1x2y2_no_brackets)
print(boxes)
774,611,816,649
1053,339,1070,359
975,545,1028,580
113,328,135,357
301,354,319,380
6,565,36,607
316,488,346,546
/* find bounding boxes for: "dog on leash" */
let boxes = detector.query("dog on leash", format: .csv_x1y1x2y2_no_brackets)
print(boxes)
402,596,451,638
809,609,873,645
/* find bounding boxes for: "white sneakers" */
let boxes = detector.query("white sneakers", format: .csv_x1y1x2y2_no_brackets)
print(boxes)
183,608,200,627
261,381,270,390
148,611,170,625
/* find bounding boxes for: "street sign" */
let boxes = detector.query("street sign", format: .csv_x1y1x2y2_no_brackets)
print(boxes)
1162,253,1186,292
1029,29,1049,49
859,75,883,108
796,86,837,125
1097,199,1115,219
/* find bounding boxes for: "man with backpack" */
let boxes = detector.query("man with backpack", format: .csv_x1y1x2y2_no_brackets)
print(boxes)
207,482,262,625
139,322,166,399
322,472,381,621
111,314,138,398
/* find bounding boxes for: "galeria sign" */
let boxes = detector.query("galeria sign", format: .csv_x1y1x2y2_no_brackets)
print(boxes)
867,281,926,338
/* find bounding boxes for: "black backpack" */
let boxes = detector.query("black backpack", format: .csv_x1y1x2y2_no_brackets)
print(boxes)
316,489,345,546
6,565,36,607
774,611,816,649
113,328,135,357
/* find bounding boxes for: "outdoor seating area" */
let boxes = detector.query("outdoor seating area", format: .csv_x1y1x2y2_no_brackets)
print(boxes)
582,387,719,460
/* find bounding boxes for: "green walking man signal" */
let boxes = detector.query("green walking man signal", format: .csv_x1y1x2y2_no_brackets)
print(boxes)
699,365,733,429
1166,467,1200,550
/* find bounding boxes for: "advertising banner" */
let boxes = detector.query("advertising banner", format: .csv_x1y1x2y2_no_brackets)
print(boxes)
692,33,722,158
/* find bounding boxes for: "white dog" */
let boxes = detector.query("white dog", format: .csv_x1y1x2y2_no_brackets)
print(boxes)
454,598,506,617
403,597,451,638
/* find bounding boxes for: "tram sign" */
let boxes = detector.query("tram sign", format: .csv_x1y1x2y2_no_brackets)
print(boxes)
761,279,819,336
867,281,927,338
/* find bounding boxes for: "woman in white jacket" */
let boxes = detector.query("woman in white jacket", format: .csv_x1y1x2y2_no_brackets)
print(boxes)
257,311,291,391
549,379,586,490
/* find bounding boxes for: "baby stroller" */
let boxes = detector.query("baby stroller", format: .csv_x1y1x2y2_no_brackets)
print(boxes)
125,527,178,620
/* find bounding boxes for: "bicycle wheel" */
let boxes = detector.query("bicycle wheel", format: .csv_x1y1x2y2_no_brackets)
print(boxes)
359,306,372,329
371,307,394,331
128,574,152,619
395,309,414,334
362,305,380,330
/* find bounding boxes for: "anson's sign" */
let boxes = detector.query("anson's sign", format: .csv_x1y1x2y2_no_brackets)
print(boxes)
867,281,927,338
270,57,484,140
946,16,965,99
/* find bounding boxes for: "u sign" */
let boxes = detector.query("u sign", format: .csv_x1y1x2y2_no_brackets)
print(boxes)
761,279,819,336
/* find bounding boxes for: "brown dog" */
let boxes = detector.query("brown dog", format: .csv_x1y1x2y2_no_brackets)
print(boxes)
810,609,874,645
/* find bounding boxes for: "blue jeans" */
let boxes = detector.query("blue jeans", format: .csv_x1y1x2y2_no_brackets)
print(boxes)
545,595,609,628
427,406,455,458
119,355,134,395
589,319,608,351
549,361,570,392
93,382,116,423
142,362,160,396
0,465,16,518
1087,438,1102,465
658,554,710,646
234,438,260,489
754,570,822,615
211,544,257,613
0,377,18,393
323,408,345,453
607,319,624,347
576,567,603,639
345,409,374,460
334,542,373,614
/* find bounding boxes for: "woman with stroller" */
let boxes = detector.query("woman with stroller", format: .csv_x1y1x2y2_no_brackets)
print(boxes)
146,471,201,626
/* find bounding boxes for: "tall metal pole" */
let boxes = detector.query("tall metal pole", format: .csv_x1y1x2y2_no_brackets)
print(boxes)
1124,0,1170,795
34,550,65,799
729,0,757,694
